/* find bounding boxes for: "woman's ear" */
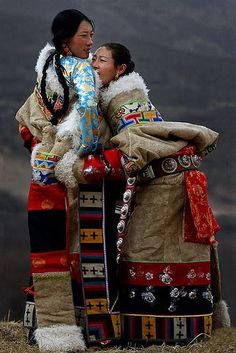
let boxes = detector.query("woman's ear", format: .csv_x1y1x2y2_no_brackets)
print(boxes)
117,64,127,77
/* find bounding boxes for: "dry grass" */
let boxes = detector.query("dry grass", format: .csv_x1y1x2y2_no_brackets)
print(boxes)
0,322,235,353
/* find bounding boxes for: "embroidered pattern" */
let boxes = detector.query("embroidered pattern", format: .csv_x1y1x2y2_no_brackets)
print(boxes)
79,184,121,343
60,56,101,156
24,302,36,329
114,110,163,133
120,262,211,286
121,314,213,343
32,152,60,185
184,170,220,245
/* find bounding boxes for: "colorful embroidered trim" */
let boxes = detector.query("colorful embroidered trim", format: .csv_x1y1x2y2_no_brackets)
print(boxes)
117,110,162,133
88,314,121,342
86,298,108,315
80,228,103,243
79,185,120,342
32,152,61,185
119,261,211,286
121,314,212,342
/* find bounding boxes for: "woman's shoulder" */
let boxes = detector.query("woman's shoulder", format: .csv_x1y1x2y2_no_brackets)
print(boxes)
60,56,92,72
100,71,149,108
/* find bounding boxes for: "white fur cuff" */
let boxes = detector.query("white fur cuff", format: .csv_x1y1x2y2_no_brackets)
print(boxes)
34,324,86,352
55,149,78,189
31,143,43,167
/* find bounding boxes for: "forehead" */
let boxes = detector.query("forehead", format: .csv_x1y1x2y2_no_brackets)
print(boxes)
77,20,93,32
95,47,112,58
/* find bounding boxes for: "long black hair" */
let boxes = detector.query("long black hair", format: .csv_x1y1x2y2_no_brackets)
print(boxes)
40,9,94,125
51,9,94,54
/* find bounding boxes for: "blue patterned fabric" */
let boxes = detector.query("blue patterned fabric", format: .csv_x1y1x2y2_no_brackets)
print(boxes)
60,56,101,156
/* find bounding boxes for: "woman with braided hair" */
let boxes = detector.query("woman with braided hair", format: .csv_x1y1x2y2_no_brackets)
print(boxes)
15,9,109,352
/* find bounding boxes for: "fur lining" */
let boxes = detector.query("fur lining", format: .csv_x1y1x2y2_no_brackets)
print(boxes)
56,106,81,149
100,72,149,111
35,43,55,75
35,44,100,99
213,300,231,329
34,324,86,352
34,45,101,150
55,150,78,189
35,43,64,95
31,143,43,167
93,70,103,99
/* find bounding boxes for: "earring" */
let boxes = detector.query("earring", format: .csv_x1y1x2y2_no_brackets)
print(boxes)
115,73,119,80
62,43,72,56
66,49,72,56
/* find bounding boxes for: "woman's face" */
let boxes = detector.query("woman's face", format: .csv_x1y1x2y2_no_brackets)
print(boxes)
65,20,94,58
92,47,126,86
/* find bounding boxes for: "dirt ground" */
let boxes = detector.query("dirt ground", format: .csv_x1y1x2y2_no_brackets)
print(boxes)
0,321,235,353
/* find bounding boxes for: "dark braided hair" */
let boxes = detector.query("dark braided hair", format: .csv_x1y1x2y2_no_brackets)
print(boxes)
40,9,94,125
102,43,135,76
40,52,70,125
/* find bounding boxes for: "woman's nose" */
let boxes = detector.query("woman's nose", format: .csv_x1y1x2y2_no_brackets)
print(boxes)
88,36,93,45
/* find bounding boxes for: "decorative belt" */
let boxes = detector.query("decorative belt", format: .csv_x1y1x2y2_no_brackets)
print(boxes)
137,153,202,184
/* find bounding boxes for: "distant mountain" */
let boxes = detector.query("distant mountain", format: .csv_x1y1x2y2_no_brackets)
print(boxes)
0,0,235,220
1,1,235,210
0,0,235,323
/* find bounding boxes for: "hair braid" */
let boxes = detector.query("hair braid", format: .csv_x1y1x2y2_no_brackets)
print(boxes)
54,52,70,115
40,52,70,125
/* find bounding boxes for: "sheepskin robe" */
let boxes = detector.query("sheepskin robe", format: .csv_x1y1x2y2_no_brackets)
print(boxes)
98,72,225,344
15,43,111,352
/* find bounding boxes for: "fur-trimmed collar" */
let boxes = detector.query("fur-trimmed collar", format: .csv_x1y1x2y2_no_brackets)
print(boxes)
35,43,55,76
99,72,149,111
35,43,63,95
35,43,102,98
33,44,103,147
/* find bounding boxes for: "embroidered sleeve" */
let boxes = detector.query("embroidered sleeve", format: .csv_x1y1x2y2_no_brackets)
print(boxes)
69,60,101,156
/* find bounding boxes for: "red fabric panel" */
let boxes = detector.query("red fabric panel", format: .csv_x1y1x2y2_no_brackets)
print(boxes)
28,182,66,211
119,261,211,286
184,170,220,245
31,250,69,273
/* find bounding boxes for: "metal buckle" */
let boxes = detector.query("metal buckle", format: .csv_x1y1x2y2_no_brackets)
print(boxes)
140,165,155,180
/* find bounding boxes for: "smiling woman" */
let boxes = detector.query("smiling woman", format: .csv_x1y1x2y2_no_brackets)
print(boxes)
58,20,94,59
63,42,229,347
15,8,102,353
92,45,132,86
